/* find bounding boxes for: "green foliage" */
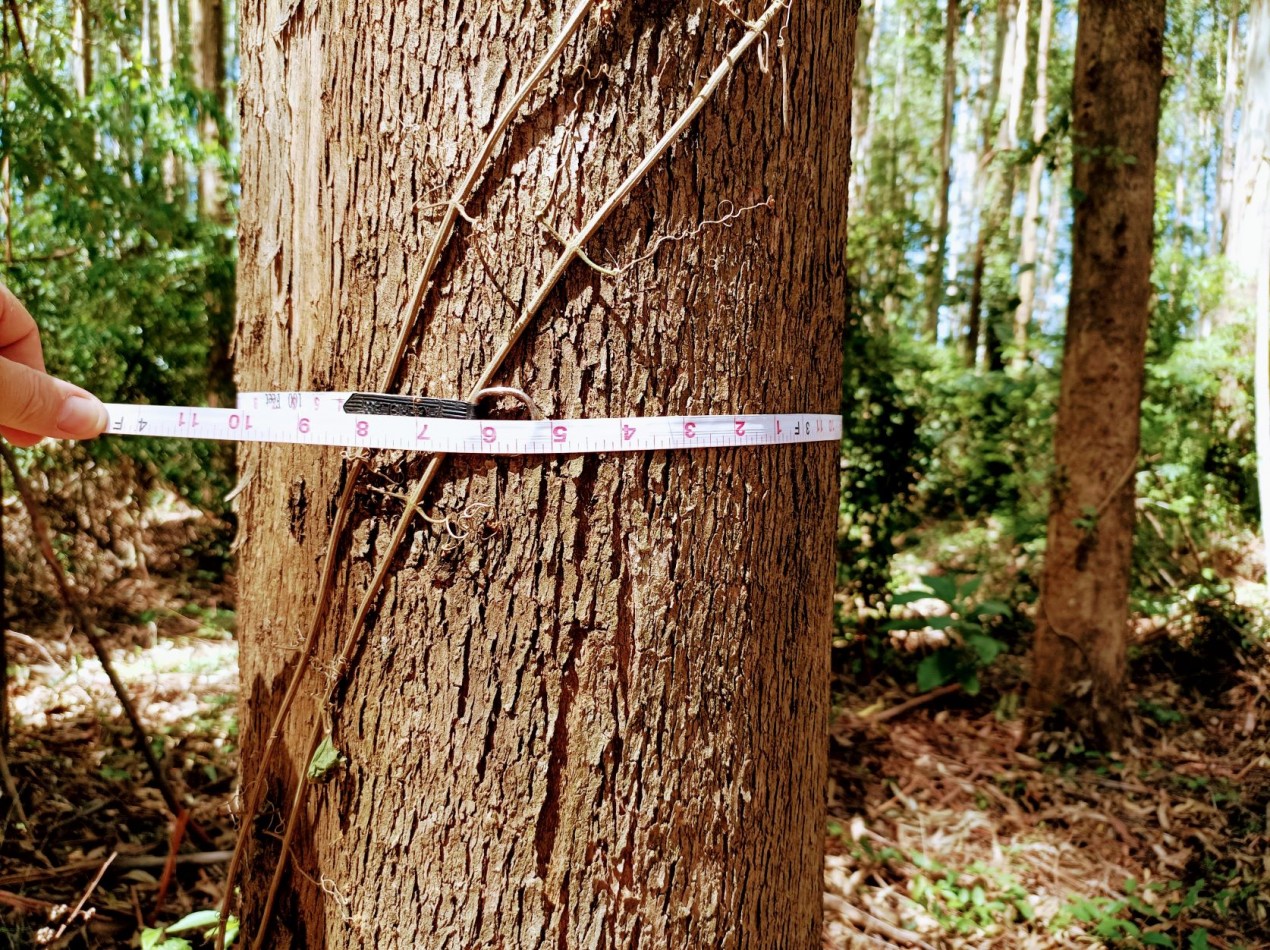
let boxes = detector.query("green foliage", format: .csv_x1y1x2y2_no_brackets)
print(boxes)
141,910,238,949
1052,877,1252,948
885,573,1013,694
908,856,1036,934
839,319,930,610
1,0,237,512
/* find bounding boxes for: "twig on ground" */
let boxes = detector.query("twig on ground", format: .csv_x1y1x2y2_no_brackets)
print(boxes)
861,683,962,726
825,893,938,950
50,850,116,941
0,445,212,850
0,850,232,888
0,888,55,914
247,3,796,946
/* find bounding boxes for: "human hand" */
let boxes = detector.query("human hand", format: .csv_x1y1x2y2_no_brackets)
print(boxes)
0,282,108,447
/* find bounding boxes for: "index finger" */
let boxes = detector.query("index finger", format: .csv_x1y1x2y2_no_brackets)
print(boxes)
0,282,47,372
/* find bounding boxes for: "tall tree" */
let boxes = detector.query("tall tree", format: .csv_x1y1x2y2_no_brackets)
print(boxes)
1029,0,1166,745
1221,0,1270,577
924,0,959,341
229,1,853,946
1012,0,1053,368
1217,0,1244,246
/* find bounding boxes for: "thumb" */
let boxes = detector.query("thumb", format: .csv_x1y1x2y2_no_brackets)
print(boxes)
0,355,109,446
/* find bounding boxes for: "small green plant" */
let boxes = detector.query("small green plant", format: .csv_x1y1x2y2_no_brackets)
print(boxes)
140,910,238,949
906,855,1035,935
1051,877,1248,948
885,574,1013,694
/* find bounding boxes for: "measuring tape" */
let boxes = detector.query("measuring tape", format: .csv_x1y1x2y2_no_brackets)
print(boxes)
101,392,842,455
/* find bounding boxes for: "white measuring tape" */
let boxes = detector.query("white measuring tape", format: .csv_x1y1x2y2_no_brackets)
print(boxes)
101,391,841,455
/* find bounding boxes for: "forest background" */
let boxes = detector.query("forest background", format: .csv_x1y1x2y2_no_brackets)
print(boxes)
0,0,1267,946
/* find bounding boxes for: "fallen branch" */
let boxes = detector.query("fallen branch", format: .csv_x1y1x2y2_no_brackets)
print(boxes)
50,850,116,942
0,888,56,915
247,2,796,946
857,683,963,726
825,894,938,950
0,444,212,850
0,850,233,888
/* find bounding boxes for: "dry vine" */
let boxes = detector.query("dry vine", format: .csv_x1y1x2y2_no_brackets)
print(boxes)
232,1,795,944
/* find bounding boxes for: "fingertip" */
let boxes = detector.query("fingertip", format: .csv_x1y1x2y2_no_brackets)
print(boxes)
57,394,110,440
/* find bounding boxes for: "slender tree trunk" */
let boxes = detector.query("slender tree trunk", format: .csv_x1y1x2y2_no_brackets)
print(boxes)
1037,173,1062,318
189,0,233,404
1217,0,1243,246
1028,0,1166,748
851,0,877,215
233,2,853,946
1221,0,1270,575
925,0,959,341
1013,0,1053,369
189,0,226,218
966,0,1011,365
71,0,92,97
158,0,177,192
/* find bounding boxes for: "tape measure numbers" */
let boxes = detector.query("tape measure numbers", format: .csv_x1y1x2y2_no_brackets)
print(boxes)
101,392,842,455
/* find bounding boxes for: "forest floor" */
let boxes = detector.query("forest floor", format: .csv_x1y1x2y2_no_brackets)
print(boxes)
0,511,1267,949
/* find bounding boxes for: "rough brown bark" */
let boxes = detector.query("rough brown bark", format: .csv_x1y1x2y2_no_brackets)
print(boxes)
233,1,853,946
1028,0,1165,747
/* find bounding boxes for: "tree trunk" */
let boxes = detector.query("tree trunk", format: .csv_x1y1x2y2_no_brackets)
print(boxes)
1221,0,1270,576
924,0,958,342
1217,0,1243,247
1013,0,1053,369
850,0,877,215
1028,0,1165,747
189,0,226,218
232,2,853,946
188,0,233,405
965,0,1011,365
71,0,92,97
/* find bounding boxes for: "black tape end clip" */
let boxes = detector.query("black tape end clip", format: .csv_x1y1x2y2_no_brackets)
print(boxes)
343,392,476,420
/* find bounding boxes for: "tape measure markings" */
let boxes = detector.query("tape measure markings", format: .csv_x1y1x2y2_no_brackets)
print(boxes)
102,398,841,455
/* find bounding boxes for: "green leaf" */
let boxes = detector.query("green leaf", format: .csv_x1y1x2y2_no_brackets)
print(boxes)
1188,930,1210,950
965,632,1006,665
920,574,958,604
916,651,958,692
890,590,934,606
165,909,221,933
958,576,984,599
306,735,346,783
1143,934,1176,948
882,617,937,631
970,600,1013,619
140,930,193,950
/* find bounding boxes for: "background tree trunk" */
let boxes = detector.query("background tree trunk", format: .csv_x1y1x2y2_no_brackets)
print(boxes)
1221,0,1270,578
233,1,854,946
1028,0,1165,747
1013,0,1053,368
924,0,958,341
